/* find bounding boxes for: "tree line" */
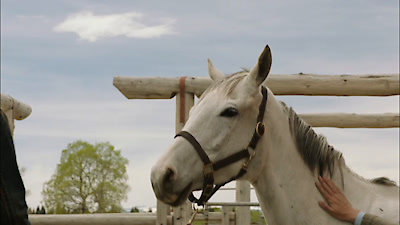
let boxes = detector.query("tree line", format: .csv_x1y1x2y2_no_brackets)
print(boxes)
28,206,46,214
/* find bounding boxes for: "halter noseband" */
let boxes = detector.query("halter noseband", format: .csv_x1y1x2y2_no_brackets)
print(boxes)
174,86,268,206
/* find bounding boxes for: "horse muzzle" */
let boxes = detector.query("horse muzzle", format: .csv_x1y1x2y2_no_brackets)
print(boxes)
150,165,193,206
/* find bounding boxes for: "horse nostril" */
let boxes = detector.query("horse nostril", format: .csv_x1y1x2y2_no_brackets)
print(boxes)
163,167,177,185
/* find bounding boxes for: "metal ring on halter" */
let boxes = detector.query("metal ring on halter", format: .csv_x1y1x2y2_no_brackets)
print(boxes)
249,150,256,161
241,161,249,171
255,122,265,137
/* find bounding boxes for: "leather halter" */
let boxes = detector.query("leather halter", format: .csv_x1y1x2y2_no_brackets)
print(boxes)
174,86,268,206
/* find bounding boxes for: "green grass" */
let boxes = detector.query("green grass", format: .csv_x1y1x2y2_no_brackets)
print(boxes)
191,209,266,225
250,210,266,224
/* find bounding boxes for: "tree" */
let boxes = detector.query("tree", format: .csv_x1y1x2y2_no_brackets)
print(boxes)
42,141,129,214
130,207,139,213
40,206,46,214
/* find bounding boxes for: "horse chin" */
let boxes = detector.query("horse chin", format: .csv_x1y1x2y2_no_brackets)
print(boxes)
169,182,193,206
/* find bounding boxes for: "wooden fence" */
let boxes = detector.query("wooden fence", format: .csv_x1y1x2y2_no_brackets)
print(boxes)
113,73,399,225
29,212,237,225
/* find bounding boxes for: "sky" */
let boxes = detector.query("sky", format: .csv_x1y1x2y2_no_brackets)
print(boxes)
1,0,399,210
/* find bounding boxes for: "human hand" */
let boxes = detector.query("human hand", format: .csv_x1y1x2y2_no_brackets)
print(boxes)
315,176,360,223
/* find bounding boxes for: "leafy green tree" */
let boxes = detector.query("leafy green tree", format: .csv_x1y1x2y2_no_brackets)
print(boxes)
42,141,129,214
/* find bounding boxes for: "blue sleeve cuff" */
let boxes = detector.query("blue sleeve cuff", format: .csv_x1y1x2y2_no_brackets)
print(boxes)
354,211,365,225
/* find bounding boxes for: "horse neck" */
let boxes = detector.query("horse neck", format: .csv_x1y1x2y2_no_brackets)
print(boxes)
250,96,350,225
247,95,399,224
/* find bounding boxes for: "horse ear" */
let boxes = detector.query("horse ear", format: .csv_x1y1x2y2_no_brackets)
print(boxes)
208,59,225,81
248,45,272,86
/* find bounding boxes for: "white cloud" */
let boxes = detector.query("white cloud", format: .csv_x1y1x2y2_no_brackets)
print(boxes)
54,11,175,42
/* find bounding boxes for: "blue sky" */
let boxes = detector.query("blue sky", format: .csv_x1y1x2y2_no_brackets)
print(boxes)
1,0,399,209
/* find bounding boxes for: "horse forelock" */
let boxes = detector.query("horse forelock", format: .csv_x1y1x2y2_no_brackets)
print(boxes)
199,71,248,101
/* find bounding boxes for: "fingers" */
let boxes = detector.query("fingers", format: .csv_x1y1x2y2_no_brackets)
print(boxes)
315,177,333,201
324,177,341,193
315,176,342,208
315,180,329,200
318,176,334,195
318,201,334,214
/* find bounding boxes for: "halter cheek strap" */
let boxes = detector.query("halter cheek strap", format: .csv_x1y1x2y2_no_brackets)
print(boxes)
174,86,268,206
174,131,215,204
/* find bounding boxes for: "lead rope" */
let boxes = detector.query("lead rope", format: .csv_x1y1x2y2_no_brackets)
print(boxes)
187,204,199,225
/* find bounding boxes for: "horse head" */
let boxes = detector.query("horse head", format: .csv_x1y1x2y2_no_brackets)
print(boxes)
151,45,272,206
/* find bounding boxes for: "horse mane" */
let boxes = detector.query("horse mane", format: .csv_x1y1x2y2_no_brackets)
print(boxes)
280,102,342,177
280,102,397,186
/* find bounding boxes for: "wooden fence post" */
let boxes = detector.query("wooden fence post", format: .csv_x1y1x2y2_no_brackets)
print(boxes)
236,181,250,225
173,77,194,225
156,200,169,225
222,206,233,225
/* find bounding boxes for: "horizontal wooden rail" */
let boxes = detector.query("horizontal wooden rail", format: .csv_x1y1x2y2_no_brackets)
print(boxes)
29,212,235,225
29,213,161,225
219,187,255,190
207,202,260,207
113,74,399,99
300,113,399,128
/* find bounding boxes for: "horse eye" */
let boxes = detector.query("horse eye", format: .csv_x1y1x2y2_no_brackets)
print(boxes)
220,107,239,117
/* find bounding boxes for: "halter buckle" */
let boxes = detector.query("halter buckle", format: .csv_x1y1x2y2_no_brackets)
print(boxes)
255,122,265,137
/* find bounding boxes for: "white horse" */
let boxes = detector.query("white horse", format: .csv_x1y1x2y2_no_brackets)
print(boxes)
151,46,399,224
